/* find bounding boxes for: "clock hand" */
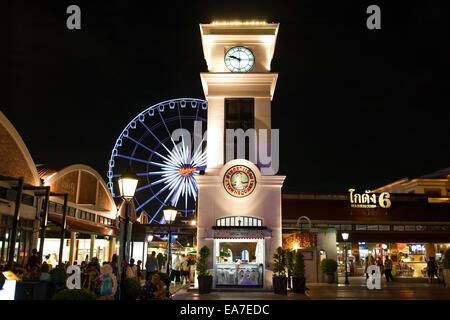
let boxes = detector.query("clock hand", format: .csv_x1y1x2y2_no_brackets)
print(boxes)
230,55,241,61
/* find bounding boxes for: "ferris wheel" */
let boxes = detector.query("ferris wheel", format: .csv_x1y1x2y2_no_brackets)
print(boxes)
107,98,208,224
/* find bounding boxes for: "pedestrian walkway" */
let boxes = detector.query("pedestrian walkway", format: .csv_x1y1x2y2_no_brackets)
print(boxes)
172,276,450,300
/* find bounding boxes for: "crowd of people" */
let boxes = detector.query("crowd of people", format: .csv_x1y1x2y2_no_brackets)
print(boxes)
1,247,197,300
363,255,444,283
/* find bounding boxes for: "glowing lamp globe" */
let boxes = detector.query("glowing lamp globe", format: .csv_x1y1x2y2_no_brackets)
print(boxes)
163,204,178,224
118,167,138,200
147,235,153,242
342,233,349,241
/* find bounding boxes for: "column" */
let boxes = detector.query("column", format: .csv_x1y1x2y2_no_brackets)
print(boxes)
425,243,436,260
111,237,116,259
69,232,77,265
142,241,146,269
351,242,360,267
389,243,398,265
90,234,95,260
118,220,126,275
108,237,114,261
205,97,225,172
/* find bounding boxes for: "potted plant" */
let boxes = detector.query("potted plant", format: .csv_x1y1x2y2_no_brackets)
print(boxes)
122,277,142,300
196,245,212,294
292,251,306,293
285,250,294,289
52,288,98,300
320,258,338,283
272,247,287,294
0,272,5,290
443,248,450,288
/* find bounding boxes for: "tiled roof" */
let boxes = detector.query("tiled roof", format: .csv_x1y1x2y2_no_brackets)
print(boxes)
419,167,450,179
36,164,70,180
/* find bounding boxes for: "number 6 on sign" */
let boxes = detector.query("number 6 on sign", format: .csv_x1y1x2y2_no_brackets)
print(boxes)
366,265,381,290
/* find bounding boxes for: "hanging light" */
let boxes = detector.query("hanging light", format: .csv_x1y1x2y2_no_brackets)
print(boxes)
163,204,178,224
147,235,154,242
342,233,349,241
118,166,139,199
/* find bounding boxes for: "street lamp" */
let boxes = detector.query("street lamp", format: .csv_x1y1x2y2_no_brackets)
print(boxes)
342,232,349,285
118,166,138,300
163,204,178,276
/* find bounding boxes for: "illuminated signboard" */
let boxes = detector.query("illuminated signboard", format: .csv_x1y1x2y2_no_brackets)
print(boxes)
223,165,256,198
348,189,391,209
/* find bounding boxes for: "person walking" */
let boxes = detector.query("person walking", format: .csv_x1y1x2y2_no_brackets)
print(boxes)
28,248,40,270
427,256,439,284
384,256,394,282
364,257,370,279
110,254,118,276
171,255,181,284
136,260,142,281
180,256,190,285
126,258,138,279
145,251,159,281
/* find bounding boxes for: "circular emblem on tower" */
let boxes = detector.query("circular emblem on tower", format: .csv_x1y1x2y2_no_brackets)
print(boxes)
223,165,256,197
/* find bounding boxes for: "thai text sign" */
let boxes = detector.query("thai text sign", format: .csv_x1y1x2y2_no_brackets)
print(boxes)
348,189,391,209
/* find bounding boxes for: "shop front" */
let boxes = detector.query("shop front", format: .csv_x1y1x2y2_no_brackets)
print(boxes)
214,237,265,287
336,240,450,278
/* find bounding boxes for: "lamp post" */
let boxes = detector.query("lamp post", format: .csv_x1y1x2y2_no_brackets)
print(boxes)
342,232,349,285
163,204,177,276
118,166,138,300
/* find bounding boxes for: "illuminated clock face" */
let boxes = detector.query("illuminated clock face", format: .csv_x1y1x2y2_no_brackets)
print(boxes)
224,46,255,72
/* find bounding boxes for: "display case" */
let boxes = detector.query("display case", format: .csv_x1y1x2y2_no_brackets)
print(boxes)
216,263,263,286
216,263,237,285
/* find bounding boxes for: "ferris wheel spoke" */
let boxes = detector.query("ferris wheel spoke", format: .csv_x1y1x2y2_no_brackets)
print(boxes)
140,121,172,155
184,178,188,213
187,177,197,200
137,171,174,176
158,107,187,163
158,107,174,141
171,177,185,207
149,202,166,224
124,135,158,154
149,161,180,169
177,103,183,130
116,154,152,164
136,182,172,211
142,173,178,190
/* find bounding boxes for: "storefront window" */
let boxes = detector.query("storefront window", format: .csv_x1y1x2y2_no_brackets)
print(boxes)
214,238,264,286
216,216,262,227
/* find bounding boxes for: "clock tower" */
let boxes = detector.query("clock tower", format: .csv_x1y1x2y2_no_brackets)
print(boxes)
195,22,285,290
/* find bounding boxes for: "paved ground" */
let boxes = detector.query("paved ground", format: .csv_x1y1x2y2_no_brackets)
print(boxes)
171,277,450,300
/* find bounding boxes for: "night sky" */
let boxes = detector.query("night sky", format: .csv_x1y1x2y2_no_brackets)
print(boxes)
1,0,449,194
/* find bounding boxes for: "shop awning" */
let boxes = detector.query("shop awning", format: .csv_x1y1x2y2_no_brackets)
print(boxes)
48,213,120,237
208,227,272,239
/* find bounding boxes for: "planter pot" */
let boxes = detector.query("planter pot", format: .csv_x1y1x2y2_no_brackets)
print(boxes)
0,273,5,290
292,277,306,293
325,272,335,284
443,269,450,288
272,276,287,295
15,281,50,300
198,275,213,294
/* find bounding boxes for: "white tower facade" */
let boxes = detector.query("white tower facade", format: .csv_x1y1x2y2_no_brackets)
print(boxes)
195,22,285,290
